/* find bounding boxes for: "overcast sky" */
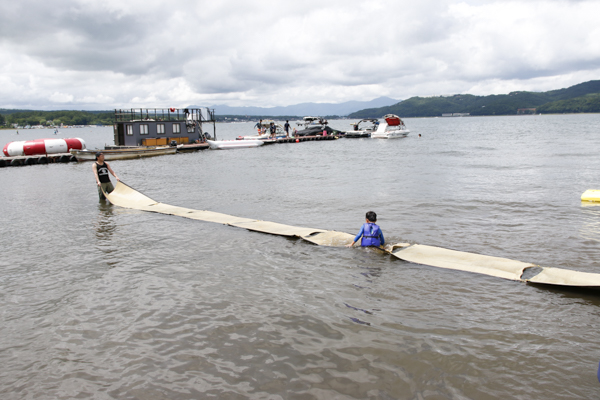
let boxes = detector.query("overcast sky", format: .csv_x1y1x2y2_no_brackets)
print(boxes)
0,0,598,110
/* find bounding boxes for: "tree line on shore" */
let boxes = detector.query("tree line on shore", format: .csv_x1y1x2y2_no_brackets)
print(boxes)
0,110,113,128
0,110,342,127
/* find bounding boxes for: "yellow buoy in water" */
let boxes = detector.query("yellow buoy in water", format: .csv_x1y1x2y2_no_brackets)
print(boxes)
581,190,600,202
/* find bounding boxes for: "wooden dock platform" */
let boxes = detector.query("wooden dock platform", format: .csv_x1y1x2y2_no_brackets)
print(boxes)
0,135,339,168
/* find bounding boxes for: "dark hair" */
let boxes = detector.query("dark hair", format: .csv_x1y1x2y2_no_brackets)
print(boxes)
366,211,377,222
95,152,103,160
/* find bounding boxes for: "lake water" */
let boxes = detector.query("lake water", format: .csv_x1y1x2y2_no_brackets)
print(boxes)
1,114,600,399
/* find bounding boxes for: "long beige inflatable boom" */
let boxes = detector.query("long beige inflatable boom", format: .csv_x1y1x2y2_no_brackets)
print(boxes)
105,181,600,289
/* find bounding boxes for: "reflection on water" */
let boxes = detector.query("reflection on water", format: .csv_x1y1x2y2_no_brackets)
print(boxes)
580,204,600,242
2,115,600,399
94,202,120,269
95,201,115,239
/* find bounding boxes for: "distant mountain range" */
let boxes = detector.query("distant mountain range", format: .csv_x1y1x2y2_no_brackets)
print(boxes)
190,97,399,117
348,80,600,118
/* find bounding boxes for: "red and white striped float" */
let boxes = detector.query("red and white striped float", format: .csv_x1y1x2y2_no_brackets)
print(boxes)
2,138,86,157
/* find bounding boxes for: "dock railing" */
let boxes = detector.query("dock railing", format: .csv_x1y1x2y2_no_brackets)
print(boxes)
114,108,216,123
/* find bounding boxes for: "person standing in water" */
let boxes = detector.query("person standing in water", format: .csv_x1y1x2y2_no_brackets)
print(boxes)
346,211,385,247
93,152,119,201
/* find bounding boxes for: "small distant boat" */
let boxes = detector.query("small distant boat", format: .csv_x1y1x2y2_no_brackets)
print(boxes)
371,114,410,139
71,146,176,161
207,139,264,150
344,119,379,138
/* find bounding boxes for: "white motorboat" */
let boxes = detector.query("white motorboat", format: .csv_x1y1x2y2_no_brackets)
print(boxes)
208,139,264,150
370,114,410,139
296,116,328,128
344,119,379,138
237,120,286,140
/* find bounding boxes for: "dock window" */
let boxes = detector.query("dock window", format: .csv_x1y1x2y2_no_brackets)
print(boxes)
126,125,133,135
157,123,165,134
140,124,149,135
173,123,180,134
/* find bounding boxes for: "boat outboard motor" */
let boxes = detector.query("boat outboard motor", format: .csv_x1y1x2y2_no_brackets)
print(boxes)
170,140,178,147
204,132,212,140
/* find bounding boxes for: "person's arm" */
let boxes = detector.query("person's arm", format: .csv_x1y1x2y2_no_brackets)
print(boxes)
106,162,120,181
346,225,365,247
93,163,101,186
379,229,385,246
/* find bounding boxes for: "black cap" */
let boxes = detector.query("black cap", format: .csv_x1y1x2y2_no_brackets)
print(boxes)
95,152,102,160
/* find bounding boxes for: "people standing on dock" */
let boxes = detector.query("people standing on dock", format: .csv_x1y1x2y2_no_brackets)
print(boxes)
93,152,119,201
346,211,385,248
284,120,290,138
269,122,276,139
254,119,263,135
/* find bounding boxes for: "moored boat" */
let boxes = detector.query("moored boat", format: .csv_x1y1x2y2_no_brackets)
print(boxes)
208,139,264,150
344,119,379,138
237,120,286,140
370,114,410,139
294,125,338,137
113,107,216,146
297,116,328,128
71,146,177,161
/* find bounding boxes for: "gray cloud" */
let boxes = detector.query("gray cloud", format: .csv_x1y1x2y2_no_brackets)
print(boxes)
0,0,599,109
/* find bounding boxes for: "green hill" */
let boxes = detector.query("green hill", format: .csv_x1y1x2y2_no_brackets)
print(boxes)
348,80,600,118
537,93,600,114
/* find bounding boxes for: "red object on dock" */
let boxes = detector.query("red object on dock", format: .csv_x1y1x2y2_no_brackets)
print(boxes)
23,140,47,156
64,138,85,150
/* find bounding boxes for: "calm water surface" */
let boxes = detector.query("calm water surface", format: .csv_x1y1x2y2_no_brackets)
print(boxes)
1,114,600,399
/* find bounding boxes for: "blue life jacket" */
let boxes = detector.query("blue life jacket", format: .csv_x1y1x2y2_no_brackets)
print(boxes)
361,223,381,247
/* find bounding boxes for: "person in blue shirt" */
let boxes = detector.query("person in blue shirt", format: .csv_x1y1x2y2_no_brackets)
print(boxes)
347,211,385,247
284,120,291,137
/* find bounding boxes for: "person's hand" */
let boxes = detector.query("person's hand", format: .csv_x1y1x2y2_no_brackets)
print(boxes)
346,242,354,248
97,181,101,186
116,177,120,181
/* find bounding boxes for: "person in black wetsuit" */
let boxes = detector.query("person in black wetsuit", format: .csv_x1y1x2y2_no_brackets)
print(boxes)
93,152,119,201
